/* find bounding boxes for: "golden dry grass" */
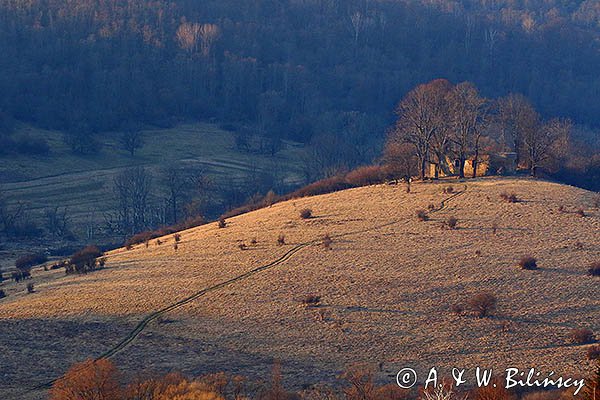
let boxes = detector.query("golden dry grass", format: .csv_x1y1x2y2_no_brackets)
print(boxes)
0,177,599,398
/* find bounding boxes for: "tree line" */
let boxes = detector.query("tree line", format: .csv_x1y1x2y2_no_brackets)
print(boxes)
386,79,572,180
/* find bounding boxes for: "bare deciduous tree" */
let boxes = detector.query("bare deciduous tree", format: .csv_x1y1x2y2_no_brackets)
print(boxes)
383,140,417,179
44,206,70,238
496,93,538,167
447,82,489,178
120,129,144,157
113,167,153,235
162,164,209,224
390,79,453,180
350,12,364,45
522,118,571,176
0,187,25,236
176,21,201,54
199,23,219,57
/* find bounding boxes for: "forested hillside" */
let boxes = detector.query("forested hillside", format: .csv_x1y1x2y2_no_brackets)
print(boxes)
1,0,600,142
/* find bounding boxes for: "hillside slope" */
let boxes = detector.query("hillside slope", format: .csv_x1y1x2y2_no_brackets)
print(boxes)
0,178,599,398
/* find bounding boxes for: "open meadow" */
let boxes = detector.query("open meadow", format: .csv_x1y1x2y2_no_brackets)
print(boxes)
0,177,598,399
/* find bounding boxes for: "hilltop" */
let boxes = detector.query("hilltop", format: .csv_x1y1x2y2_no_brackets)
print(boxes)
0,177,598,398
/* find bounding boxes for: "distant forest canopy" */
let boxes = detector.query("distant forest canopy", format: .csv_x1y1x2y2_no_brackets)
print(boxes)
1,0,600,144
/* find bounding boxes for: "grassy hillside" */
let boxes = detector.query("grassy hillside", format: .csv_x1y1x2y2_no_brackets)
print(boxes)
0,178,598,399
0,122,307,269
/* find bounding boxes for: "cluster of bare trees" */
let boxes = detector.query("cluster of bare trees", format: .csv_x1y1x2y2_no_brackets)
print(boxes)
110,164,210,237
387,79,571,179
176,21,220,57
0,187,72,240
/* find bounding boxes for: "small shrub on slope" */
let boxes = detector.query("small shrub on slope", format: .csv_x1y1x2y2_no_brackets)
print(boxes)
467,292,497,318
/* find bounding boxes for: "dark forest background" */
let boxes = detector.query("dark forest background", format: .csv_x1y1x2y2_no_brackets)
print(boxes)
2,0,600,139
0,0,599,224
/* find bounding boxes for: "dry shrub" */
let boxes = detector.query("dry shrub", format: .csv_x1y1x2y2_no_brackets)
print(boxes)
12,270,31,282
26,282,35,293
558,205,565,213
173,233,181,242
156,238,162,246
155,380,224,400
518,256,538,270
277,234,285,246
589,262,600,277
0,289,5,299
301,295,321,306
50,359,122,400
299,208,313,219
263,190,278,207
570,328,595,345
250,238,258,245
427,203,435,211
467,292,497,318
238,243,248,251
344,165,387,186
15,253,48,271
523,390,572,400
577,208,586,217
416,209,429,221
446,216,458,229
259,362,295,400
50,260,67,270
475,250,482,256
374,384,410,400
173,242,178,251
323,234,333,250
125,373,194,400
588,345,600,360
492,222,498,235
290,175,351,198
575,241,584,250
443,186,454,194
500,192,519,203
472,378,516,400
450,304,464,315
218,218,227,228
66,246,104,274
126,231,155,247
342,366,376,400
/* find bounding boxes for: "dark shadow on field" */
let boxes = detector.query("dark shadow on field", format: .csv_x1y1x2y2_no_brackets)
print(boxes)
0,316,342,396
